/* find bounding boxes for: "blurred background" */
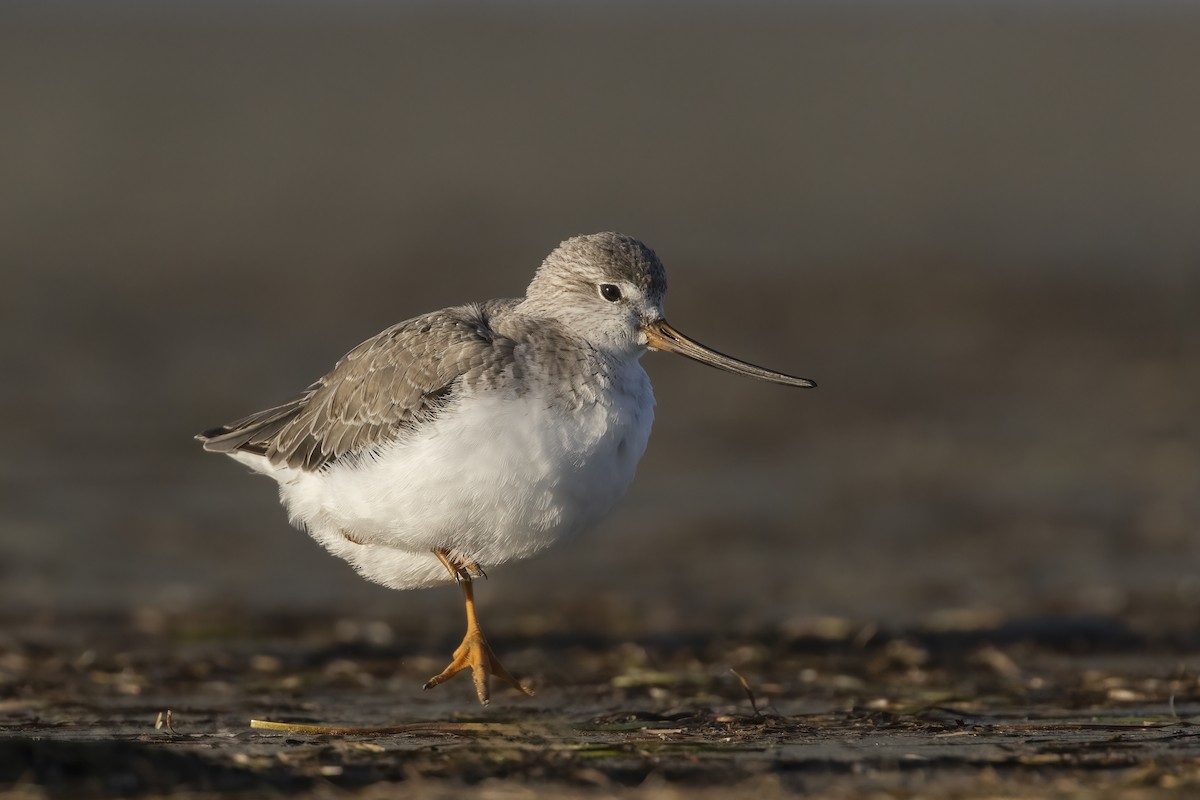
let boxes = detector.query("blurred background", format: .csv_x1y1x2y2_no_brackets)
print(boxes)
2,0,1197,639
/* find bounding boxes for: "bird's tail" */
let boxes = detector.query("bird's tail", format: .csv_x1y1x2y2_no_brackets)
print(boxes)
195,397,306,457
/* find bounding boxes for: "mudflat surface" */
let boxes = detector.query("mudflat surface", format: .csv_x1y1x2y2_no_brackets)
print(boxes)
6,612,1200,798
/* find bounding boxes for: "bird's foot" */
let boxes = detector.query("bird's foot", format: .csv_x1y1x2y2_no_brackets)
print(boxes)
422,627,533,705
433,548,487,582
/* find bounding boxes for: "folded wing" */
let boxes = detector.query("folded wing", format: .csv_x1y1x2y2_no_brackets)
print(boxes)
197,302,516,471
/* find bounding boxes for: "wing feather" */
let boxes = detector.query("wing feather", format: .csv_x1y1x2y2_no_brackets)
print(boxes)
196,301,516,470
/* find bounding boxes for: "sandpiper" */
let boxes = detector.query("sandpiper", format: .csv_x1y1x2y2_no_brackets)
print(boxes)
198,232,814,705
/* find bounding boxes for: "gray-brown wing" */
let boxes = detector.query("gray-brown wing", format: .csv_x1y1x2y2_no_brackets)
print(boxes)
197,302,516,471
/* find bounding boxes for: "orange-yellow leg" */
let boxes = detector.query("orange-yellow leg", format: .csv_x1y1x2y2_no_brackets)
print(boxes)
424,553,533,705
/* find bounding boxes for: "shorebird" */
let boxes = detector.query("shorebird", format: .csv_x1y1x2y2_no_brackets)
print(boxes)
197,232,814,705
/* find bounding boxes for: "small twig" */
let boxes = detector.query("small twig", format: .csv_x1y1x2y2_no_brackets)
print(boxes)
249,719,522,736
729,668,762,718
154,710,177,735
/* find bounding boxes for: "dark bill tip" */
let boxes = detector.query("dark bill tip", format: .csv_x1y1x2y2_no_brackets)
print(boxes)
643,320,816,388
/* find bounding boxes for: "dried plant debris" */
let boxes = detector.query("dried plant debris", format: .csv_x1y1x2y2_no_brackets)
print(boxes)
4,613,1200,797
153,709,177,735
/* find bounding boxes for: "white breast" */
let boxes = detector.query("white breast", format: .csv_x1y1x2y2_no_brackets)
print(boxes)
236,360,655,590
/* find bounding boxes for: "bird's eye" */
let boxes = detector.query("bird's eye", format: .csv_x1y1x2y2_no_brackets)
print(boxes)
599,284,622,303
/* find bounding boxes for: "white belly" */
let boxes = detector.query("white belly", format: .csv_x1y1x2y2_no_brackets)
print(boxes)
234,367,654,589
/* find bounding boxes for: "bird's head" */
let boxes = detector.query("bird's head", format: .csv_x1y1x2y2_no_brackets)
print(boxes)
523,231,815,387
